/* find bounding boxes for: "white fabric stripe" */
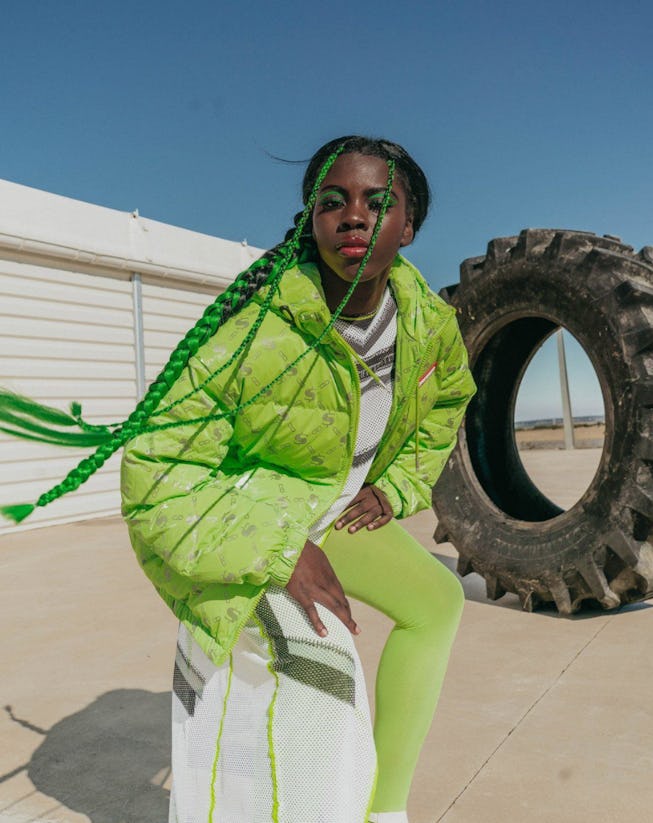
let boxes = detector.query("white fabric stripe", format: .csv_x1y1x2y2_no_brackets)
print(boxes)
169,628,234,822
169,624,276,823
309,289,397,544
256,586,376,822
212,627,277,822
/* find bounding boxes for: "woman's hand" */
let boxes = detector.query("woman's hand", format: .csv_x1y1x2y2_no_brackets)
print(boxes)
286,540,360,638
334,484,393,533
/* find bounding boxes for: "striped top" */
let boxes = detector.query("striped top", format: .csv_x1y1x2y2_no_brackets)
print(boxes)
309,288,397,544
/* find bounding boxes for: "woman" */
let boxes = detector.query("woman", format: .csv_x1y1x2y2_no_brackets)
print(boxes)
2,136,475,822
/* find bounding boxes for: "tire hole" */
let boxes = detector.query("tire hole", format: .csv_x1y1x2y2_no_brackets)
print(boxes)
514,329,605,512
466,319,605,521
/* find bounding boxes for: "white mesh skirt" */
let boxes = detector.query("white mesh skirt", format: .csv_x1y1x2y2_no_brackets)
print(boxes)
169,584,377,823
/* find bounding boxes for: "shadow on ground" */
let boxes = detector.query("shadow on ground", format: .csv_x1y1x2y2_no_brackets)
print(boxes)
4,689,170,823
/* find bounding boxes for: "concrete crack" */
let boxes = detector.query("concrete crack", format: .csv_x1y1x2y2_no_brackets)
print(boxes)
435,618,610,822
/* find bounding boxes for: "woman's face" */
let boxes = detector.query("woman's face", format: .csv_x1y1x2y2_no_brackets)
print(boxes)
311,152,414,285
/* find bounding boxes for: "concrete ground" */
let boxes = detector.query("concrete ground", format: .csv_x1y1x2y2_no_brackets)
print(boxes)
1,448,652,822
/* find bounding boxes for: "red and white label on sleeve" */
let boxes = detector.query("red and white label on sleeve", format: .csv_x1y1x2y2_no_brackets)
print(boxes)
418,362,438,387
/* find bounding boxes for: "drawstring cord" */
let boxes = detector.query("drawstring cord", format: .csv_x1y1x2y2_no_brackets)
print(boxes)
415,381,420,471
345,345,391,394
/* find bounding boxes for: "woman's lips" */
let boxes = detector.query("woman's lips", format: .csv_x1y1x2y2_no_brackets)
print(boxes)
338,245,368,258
337,238,369,258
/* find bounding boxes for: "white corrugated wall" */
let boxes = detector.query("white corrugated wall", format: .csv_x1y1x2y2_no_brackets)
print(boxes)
0,262,135,530
0,178,262,533
141,280,216,387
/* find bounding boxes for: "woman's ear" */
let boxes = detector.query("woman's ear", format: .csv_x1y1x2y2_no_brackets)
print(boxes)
400,215,414,248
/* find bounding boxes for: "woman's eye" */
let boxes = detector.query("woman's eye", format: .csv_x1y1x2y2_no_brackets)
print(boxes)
318,192,345,210
368,195,397,212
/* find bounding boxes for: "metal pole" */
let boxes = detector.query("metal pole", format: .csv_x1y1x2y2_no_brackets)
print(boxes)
131,272,146,401
557,329,575,449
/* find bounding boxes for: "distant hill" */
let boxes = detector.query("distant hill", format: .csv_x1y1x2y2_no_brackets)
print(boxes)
515,415,605,430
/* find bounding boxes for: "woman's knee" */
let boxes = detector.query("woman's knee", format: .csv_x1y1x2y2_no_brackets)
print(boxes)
442,568,465,624
409,559,465,633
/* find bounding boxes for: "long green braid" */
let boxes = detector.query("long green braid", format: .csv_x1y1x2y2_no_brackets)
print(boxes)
1,152,396,525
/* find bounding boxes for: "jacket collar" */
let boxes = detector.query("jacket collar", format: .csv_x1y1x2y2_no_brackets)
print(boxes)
256,254,430,342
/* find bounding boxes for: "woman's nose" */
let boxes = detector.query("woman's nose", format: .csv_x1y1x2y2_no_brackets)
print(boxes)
338,200,368,231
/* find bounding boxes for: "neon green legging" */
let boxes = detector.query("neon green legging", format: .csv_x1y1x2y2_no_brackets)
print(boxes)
321,518,465,813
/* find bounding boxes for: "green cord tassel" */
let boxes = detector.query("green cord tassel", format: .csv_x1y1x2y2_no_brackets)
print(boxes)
1,503,36,524
0,388,80,426
0,389,113,446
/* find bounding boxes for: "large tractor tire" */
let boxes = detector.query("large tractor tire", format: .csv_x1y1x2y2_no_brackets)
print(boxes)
432,228,653,614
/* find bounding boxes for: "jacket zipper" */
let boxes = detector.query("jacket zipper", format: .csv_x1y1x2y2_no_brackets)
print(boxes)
371,312,451,471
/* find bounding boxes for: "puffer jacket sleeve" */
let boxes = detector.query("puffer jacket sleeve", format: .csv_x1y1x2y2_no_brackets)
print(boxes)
121,335,308,589
372,314,476,519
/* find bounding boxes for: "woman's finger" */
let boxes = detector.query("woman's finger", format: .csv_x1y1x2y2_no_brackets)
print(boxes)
367,510,393,529
334,502,368,529
335,492,384,528
302,600,328,637
286,540,360,636
347,510,378,533
316,588,360,635
370,486,392,515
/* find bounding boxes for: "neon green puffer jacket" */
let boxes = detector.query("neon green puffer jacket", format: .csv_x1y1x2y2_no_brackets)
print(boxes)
121,255,475,665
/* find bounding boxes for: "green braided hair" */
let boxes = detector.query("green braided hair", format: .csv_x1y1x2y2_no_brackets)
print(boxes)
1,141,399,524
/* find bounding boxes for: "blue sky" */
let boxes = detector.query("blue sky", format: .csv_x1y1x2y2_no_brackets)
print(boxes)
2,0,651,419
